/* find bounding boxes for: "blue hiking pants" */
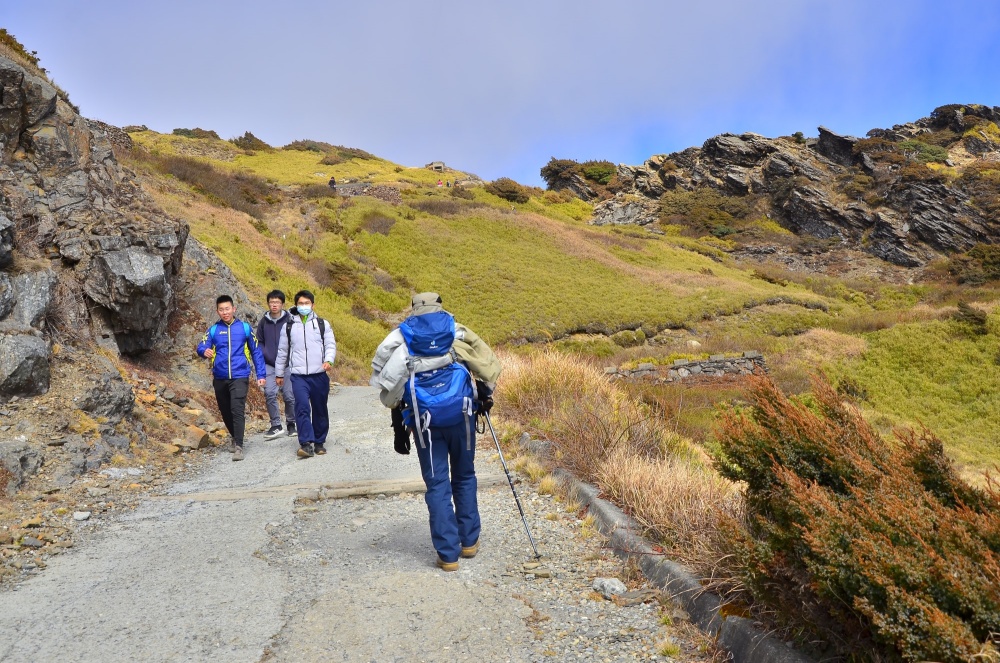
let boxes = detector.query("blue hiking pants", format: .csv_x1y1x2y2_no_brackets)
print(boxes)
415,421,480,563
289,372,330,447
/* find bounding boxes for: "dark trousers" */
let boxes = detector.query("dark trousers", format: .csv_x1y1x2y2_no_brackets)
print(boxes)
213,378,249,445
290,372,330,446
415,421,480,563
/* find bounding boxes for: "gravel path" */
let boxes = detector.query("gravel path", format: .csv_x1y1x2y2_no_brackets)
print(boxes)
0,387,715,662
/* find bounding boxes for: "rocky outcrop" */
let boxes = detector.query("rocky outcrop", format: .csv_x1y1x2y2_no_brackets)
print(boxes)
0,54,188,364
591,107,1000,267
815,127,858,167
591,195,659,226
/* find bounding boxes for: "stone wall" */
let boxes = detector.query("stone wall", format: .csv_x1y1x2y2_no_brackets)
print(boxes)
607,351,766,383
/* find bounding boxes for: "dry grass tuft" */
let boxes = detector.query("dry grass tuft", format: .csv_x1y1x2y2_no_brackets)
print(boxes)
496,348,745,593
596,448,745,588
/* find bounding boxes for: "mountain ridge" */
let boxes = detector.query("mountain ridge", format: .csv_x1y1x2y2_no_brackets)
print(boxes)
586,104,1000,269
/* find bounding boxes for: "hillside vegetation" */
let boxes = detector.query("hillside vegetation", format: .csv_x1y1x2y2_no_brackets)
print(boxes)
125,127,1000,478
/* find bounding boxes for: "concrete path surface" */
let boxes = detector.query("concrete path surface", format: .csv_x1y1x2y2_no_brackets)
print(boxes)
0,387,706,662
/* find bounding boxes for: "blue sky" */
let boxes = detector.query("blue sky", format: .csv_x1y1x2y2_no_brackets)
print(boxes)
4,1,1000,186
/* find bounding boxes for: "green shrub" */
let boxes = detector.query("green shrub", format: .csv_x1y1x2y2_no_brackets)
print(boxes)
958,163,1000,217
715,376,1000,662
150,154,275,218
540,158,581,190
283,139,334,153
952,301,989,335
172,127,221,140
853,137,907,165
898,139,950,163
580,160,616,185
947,244,1000,285
229,131,272,151
485,177,530,203
897,162,944,183
838,171,875,198
659,187,752,237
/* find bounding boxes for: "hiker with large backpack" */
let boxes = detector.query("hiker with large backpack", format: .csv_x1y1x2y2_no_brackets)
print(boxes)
371,292,501,571
197,295,267,462
275,290,337,458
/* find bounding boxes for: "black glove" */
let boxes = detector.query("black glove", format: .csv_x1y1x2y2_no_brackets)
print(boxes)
475,381,494,415
391,405,411,455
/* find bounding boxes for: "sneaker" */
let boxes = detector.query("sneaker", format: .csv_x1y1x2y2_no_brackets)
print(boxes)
460,541,480,559
286,422,297,437
436,556,459,572
263,425,283,440
233,445,244,461
296,444,314,459
314,444,327,455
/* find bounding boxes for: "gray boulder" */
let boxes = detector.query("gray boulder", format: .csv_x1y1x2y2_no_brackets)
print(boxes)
0,214,12,269
9,269,57,329
0,437,43,495
84,247,173,355
0,333,50,396
79,372,134,423
63,436,113,476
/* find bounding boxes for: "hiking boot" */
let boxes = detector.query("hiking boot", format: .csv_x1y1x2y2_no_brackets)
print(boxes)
286,422,297,437
263,425,283,440
296,444,314,459
460,541,480,559
232,445,244,461
314,444,327,455
436,556,459,572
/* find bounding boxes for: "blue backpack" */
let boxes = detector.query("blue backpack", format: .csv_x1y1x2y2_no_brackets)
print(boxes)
399,311,477,450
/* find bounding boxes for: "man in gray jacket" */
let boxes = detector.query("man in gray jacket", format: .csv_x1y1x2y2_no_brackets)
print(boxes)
275,290,337,458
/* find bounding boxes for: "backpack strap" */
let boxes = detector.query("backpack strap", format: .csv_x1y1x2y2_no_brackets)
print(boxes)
284,316,328,367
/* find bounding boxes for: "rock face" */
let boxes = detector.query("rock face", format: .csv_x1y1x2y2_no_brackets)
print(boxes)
591,105,1000,267
0,54,188,364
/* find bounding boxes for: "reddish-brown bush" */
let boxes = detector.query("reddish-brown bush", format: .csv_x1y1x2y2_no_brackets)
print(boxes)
715,376,1000,662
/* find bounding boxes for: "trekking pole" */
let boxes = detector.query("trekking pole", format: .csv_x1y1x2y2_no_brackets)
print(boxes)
483,411,542,559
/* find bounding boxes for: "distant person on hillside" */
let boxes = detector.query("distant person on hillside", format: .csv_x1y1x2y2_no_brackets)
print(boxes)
446,180,451,188
256,290,296,440
328,176,337,190
197,295,266,462
370,293,501,571
275,290,337,458
437,179,443,187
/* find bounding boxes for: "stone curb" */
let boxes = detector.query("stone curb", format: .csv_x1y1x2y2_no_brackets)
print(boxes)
553,468,815,663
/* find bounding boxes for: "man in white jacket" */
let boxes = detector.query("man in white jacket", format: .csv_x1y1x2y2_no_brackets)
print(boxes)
371,293,501,571
275,290,337,458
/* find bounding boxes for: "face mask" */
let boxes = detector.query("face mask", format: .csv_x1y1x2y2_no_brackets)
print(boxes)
297,305,312,316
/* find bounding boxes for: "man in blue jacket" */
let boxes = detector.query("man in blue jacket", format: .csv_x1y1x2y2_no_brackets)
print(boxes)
197,295,266,461
256,289,296,440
